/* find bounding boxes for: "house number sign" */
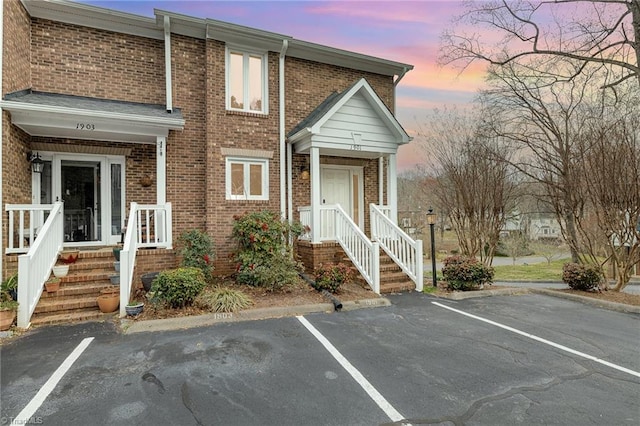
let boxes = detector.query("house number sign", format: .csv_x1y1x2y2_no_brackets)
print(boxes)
350,144,362,151
76,123,96,130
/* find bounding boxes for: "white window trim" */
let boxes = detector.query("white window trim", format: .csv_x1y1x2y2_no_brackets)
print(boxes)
225,157,269,201
225,46,269,114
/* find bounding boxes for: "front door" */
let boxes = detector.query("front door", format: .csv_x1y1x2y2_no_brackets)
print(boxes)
34,153,125,246
320,165,363,237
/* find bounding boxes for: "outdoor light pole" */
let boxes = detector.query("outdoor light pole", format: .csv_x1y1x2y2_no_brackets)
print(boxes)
426,208,437,287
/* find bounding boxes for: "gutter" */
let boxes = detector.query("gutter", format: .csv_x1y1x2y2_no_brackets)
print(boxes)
279,39,288,220
164,15,173,113
392,66,409,113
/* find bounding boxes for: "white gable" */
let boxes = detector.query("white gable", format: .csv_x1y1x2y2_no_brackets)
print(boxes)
289,78,411,158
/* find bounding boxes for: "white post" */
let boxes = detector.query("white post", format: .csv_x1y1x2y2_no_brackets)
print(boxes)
163,16,173,113
378,157,384,206
388,153,398,224
415,239,423,292
157,136,167,242
310,147,321,243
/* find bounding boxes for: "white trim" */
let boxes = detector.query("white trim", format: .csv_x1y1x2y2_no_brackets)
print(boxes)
225,157,269,201
225,45,269,115
378,157,384,205
280,40,288,221
388,153,397,224
0,0,4,280
156,136,166,205
310,148,321,243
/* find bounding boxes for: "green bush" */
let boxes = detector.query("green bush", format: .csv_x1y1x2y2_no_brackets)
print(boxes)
151,267,206,308
178,229,215,282
562,262,602,291
313,263,356,293
197,288,252,313
232,211,303,290
442,255,494,291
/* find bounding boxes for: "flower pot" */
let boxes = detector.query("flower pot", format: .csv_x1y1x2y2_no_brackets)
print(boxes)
45,280,60,292
52,264,69,278
110,274,120,285
97,294,119,313
141,272,159,292
0,310,17,331
112,248,122,261
59,250,79,264
125,303,144,316
114,261,120,272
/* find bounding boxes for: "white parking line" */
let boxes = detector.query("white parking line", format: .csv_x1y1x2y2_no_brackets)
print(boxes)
297,316,406,423
11,337,94,426
432,302,640,378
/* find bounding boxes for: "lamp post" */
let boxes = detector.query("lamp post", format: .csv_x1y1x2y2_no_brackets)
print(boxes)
426,208,437,287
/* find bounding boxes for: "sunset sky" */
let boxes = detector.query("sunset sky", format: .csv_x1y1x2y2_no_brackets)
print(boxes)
80,0,489,172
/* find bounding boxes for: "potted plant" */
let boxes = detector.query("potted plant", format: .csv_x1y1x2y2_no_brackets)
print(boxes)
97,293,119,313
0,299,18,331
45,277,61,292
110,274,120,285
59,249,80,264
1,273,18,303
141,272,159,292
112,247,122,261
125,300,144,316
52,264,69,278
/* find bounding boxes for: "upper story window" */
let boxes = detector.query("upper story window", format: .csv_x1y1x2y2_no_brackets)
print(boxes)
226,47,268,114
225,157,269,201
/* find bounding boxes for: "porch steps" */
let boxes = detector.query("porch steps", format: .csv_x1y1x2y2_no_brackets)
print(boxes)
346,250,415,294
31,249,120,326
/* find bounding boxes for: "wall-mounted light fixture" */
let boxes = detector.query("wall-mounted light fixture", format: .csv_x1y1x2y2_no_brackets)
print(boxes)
300,164,310,181
27,152,45,173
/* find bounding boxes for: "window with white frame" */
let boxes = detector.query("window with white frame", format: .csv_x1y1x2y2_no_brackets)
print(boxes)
226,47,268,113
225,157,269,200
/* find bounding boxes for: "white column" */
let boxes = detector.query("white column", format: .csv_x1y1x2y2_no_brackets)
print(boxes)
163,16,173,113
156,136,167,205
310,147,321,243
378,157,384,206
388,153,398,224
157,136,167,242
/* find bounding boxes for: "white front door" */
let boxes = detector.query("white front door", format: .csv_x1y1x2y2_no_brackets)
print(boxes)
34,152,125,246
321,165,364,237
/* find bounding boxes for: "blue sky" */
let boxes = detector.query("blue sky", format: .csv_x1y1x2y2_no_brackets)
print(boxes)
78,1,488,171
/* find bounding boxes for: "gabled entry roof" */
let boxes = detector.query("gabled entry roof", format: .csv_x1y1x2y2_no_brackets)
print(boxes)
287,78,411,159
1,90,185,144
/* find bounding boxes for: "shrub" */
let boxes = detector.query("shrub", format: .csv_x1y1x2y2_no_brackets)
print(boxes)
178,229,215,282
197,288,253,313
232,211,303,290
236,252,300,292
151,267,206,308
562,262,602,291
313,263,356,293
441,255,494,291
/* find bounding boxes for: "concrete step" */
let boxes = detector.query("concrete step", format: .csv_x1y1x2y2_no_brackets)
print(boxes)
380,281,415,293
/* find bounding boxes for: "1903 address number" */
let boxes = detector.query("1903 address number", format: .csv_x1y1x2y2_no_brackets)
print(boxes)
76,123,96,130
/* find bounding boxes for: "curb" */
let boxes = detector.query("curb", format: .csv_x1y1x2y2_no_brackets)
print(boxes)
432,287,640,314
121,297,391,334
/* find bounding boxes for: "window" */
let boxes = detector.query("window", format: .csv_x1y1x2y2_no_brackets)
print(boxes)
225,158,269,200
227,48,268,113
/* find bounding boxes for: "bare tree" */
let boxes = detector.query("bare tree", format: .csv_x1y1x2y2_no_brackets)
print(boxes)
530,240,567,264
501,232,530,264
420,107,519,266
574,94,640,290
440,0,640,89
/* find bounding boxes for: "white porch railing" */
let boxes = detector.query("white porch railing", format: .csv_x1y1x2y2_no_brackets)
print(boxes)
13,202,64,328
371,203,423,291
333,204,380,294
298,205,339,241
5,204,57,254
120,202,173,317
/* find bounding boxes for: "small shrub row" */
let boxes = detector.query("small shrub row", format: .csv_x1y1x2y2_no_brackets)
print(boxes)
441,255,494,291
151,267,206,308
562,262,602,291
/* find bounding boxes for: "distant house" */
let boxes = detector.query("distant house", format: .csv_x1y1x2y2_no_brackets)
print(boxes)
2,0,421,327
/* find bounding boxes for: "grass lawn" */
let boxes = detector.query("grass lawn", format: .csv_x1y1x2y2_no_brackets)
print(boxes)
492,260,565,281
424,259,568,282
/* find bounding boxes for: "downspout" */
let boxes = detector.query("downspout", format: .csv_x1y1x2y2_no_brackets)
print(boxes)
392,67,408,113
279,40,288,220
164,15,173,113
0,2,4,280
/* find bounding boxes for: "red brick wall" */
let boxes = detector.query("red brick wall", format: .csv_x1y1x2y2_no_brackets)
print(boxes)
30,19,165,104
3,0,31,95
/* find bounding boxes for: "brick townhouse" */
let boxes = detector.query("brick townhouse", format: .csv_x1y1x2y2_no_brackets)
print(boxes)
1,0,423,327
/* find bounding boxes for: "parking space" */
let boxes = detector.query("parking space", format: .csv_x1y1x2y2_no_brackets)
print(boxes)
2,293,639,425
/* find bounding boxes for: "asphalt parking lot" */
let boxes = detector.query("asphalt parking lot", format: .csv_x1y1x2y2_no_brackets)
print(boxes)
1,292,639,425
